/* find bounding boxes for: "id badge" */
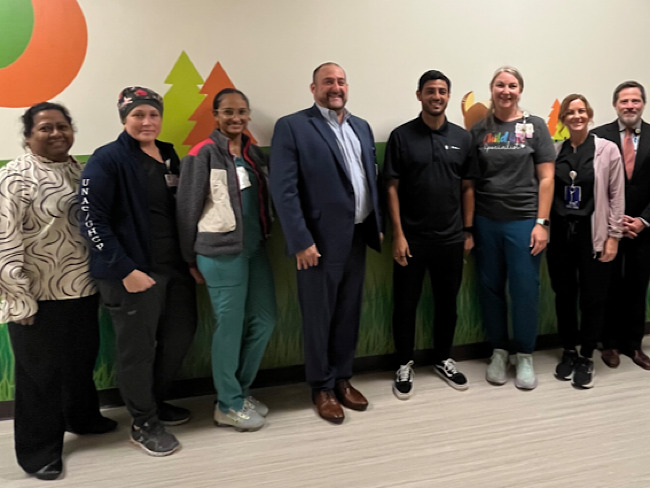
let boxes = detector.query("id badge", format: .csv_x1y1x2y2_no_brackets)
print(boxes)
564,185,581,209
236,166,252,190
164,173,179,188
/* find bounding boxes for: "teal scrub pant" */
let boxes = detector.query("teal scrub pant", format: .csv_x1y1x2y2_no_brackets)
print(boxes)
197,247,276,413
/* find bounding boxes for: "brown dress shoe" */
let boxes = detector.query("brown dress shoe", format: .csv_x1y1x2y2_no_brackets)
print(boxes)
334,380,368,411
601,349,620,368
313,390,344,424
630,350,650,370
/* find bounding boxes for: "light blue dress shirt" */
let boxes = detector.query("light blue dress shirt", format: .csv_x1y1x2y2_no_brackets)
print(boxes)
316,104,372,224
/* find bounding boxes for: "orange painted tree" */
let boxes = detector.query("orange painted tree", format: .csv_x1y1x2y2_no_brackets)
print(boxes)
185,62,257,146
547,98,570,141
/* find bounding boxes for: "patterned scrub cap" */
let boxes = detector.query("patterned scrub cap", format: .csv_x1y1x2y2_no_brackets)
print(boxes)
117,86,163,121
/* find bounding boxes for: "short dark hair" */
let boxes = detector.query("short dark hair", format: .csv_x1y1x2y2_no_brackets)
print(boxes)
212,88,250,111
312,62,344,83
613,81,646,104
22,102,73,139
418,70,451,92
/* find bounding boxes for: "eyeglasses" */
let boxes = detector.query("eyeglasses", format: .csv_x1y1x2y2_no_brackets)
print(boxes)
214,108,250,118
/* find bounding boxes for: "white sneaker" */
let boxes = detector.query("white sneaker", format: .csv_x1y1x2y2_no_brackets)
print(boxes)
486,348,509,385
514,353,538,390
244,396,269,417
214,404,265,432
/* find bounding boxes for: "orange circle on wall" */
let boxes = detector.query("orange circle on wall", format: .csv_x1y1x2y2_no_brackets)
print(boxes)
0,0,87,108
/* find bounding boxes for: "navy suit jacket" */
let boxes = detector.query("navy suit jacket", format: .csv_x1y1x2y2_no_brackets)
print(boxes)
592,120,650,222
269,104,382,260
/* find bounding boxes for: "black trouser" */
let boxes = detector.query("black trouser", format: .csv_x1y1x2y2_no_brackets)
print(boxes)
546,217,613,358
392,241,464,366
603,231,650,352
8,295,102,473
97,267,197,426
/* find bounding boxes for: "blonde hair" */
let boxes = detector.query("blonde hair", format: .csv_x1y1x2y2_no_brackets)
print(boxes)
482,66,525,129
489,66,524,92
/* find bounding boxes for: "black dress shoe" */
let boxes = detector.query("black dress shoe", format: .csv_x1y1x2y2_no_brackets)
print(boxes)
33,459,63,481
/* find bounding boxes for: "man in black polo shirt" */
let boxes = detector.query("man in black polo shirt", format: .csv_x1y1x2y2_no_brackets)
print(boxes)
384,70,475,399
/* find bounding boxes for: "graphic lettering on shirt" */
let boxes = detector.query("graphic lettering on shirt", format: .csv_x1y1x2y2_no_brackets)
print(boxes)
80,178,104,251
482,131,527,151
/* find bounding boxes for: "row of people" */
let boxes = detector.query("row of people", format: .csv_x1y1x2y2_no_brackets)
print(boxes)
385,67,628,400
1,63,648,481
268,63,647,415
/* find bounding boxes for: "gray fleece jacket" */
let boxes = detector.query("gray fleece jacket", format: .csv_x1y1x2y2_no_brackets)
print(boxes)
176,129,270,263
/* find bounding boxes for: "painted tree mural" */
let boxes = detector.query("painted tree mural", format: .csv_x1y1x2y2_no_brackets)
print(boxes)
158,51,205,158
185,61,257,146
547,98,570,141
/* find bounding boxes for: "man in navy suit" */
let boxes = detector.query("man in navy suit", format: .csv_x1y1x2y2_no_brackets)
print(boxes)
270,62,382,423
593,81,650,370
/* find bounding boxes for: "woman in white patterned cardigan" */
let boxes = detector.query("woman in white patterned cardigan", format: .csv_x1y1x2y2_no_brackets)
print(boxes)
0,103,115,481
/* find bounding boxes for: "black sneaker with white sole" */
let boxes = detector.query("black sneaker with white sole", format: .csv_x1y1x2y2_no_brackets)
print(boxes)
392,360,414,400
572,356,594,389
555,349,578,381
434,358,469,390
131,420,180,456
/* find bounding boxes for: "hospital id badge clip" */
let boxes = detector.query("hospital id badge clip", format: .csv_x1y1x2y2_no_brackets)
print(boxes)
164,173,179,188
564,185,581,209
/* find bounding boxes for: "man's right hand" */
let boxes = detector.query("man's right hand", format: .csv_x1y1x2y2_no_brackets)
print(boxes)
122,269,156,293
392,234,411,267
296,244,321,270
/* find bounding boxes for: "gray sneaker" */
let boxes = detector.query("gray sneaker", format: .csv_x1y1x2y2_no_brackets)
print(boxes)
244,396,269,417
486,348,509,385
214,404,265,432
130,421,180,457
514,353,538,390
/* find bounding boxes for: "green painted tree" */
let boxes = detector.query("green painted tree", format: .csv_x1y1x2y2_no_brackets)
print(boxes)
158,51,205,158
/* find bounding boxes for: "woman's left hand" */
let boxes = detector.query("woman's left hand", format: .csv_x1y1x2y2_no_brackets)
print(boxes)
599,237,619,262
529,224,549,256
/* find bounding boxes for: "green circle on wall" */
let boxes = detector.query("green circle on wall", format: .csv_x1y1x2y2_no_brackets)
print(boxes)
0,0,34,69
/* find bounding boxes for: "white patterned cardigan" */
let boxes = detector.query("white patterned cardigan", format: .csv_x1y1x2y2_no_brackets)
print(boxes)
0,152,96,323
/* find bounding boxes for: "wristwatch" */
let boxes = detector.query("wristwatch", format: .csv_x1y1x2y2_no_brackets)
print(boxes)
535,218,550,227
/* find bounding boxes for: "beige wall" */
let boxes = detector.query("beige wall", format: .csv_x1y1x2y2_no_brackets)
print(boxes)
1,0,649,158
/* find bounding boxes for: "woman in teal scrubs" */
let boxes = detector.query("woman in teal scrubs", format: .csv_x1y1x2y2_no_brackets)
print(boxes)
177,89,276,432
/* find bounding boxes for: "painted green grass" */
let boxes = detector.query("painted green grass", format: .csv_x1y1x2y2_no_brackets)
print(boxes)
0,324,15,401
5,240,645,401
